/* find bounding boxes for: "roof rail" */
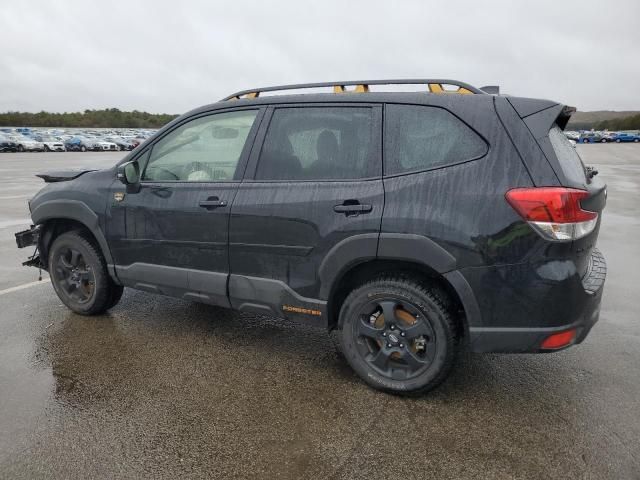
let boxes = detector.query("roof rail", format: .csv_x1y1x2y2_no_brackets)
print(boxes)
223,79,488,101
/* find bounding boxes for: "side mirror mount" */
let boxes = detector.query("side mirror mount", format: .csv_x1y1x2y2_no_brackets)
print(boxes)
117,160,141,193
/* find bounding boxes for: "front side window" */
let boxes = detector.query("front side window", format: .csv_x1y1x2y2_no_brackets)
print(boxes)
384,104,487,175
142,110,258,182
255,107,377,181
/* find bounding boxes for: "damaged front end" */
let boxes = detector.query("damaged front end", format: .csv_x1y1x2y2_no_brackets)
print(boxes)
15,225,45,269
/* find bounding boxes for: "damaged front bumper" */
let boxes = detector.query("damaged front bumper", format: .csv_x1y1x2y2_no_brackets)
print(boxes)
15,225,44,268
15,225,40,249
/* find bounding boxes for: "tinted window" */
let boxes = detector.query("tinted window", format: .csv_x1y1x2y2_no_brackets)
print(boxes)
255,107,376,180
549,125,587,184
384,104,487,175
142,110,258,182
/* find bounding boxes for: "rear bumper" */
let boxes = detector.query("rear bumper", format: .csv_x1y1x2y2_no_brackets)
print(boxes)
465,248,606,353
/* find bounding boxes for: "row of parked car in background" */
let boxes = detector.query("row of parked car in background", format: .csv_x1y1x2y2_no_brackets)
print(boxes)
2,125,638,153
565,130,640,144
0,127,156,153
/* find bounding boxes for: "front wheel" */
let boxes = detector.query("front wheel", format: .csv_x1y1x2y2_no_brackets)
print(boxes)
634,139,640,143
601,139,607,143
18,145,24,152
48,231,122,315
80,145,87,152
339,277,458,395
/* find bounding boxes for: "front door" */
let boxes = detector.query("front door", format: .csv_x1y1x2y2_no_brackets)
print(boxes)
107,108,263,306
228,104,383,323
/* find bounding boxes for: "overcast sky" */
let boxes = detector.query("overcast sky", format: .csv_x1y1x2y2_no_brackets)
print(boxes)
1,0,638,114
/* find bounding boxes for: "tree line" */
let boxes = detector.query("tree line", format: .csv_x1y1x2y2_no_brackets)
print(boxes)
0,109,178,128
570,114,640,132
594,113,640,131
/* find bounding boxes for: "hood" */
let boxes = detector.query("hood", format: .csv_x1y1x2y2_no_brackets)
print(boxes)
36,169,97,183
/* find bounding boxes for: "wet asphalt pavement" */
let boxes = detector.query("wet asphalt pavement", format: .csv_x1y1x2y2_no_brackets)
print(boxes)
0,147,639,479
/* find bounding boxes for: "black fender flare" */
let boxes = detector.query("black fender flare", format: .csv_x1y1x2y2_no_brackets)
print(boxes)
319,233,457,299
377,233,457,272
31,199,114,266
319,233,481,331
318,233,379,299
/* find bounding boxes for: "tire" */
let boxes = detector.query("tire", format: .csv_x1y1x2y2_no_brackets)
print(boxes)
601,139,607,143
616,139,621,143
339,276,458,395
18,145,24,152
634,139,639,143
107,283,125,309
48,231,122,315
44,145,50,152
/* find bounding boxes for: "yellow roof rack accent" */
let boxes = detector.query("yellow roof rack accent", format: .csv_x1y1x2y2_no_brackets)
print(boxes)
428,83,473,95
223,79,489,101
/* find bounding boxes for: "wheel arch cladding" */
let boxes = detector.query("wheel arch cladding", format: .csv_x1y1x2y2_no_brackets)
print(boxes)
31,199,114,266
323,235,481,341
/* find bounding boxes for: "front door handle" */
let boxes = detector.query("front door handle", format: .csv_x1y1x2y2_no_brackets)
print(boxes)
333,201,373,216
199,196,227,209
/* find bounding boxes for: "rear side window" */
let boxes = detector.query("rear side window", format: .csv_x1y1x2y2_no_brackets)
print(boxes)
384,104,487,175
255,107,377,181
548,125,587,184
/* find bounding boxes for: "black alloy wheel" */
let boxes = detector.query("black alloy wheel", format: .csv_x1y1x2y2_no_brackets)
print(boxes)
339,277,458,394
353,298,436,380
48,231,123,315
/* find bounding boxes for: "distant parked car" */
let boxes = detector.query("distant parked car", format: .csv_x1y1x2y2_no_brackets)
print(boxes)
579,132,603,143
90,138,119,151
105,136,135,151
9,135,44,152
564,131,580,142
600,132,616,143
610,132,640,143
64,136,95,152
0,134,19,152
40,136,66,152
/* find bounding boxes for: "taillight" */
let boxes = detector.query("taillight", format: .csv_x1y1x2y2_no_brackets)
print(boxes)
505,187,598,241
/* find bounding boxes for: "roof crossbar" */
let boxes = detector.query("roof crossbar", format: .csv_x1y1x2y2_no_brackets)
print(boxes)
223,79,487,101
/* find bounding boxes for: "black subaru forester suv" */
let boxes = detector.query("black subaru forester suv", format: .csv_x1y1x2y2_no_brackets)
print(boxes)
16,80,606,394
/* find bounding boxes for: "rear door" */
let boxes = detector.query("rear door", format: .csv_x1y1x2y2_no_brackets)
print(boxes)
228,104,383,324
108,108,263,306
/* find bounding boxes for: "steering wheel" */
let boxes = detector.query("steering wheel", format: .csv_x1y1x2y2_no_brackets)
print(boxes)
144,165,180,180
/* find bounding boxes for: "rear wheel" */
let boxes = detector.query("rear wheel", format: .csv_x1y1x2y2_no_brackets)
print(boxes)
634,138,640,143
18,145,24,152
80,145,87,152
601,138,607,143
339,276,458,395
48,231,122,315
44,145,50,152
616,139,621,143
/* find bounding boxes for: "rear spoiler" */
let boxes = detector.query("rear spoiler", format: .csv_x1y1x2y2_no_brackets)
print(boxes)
507,97,575,134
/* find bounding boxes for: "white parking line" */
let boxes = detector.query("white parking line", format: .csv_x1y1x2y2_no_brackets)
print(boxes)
0,278,50,296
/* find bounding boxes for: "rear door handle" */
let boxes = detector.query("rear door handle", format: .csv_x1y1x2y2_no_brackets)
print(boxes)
199,196,227,209
333,202,373,215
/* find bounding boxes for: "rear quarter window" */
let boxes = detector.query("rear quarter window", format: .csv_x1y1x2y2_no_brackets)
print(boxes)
384,104,487,176
548,125,587,184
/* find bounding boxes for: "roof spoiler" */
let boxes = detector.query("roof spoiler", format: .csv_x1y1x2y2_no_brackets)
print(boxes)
507,97,576,132
480,85,500,94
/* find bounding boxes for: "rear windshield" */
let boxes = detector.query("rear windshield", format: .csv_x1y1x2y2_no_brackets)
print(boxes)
548,125,587,184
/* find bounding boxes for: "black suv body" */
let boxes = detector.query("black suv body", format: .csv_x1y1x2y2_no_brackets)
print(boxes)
16,80,607,394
